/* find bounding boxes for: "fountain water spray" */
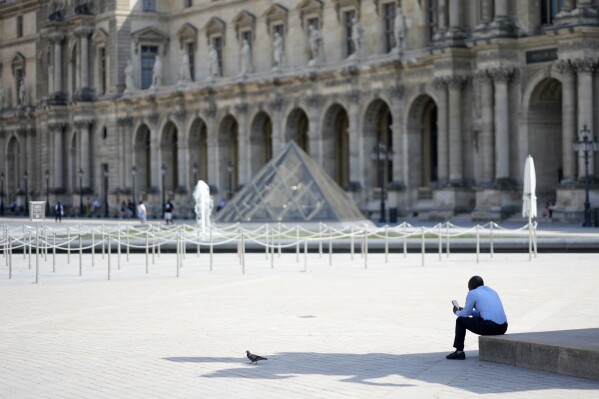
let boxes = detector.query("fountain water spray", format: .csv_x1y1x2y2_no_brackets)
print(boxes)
193,180,213,234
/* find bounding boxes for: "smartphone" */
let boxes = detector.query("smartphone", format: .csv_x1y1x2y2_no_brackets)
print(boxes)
452,300,460,308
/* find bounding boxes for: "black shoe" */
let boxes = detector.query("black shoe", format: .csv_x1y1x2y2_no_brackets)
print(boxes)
446,350,465,360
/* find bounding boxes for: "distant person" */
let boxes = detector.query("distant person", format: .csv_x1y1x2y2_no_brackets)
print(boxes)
216,198,227,212
54,201,63,222
137,200,147,224
164,199,174,225
447,276,508,360
127,200,134,218
120,201,127,219
541,201,555,221
10,200,17,213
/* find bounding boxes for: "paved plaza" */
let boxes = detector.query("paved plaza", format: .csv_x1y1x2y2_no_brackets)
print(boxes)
1,244,599,398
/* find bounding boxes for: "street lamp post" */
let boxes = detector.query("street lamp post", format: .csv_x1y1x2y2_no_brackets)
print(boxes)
79,168,84,216
131,166,137,217
0,171,4,216
161,163,166,218
371,140,393,224
24,170,29,214
573,124,599,227
103,168,109,218
227,161,233,200
45,170,50,216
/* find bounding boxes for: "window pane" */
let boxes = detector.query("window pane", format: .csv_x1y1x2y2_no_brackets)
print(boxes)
345,11,355,56
141,46,158,89
384,3,396,52
187,43,195,81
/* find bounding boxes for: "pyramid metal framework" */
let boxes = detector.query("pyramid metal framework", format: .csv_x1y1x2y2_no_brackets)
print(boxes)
215,141,366,223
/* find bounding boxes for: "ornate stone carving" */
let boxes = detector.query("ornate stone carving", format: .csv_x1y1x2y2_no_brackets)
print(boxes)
489,67,514,82
474,69,492,82
48,121,67,132
477,51,518,62
74,118,94,129
555,59,575,75
573,58,598,73
234,103,248,115
117,116,133,127
146,112,160,126
173,108,187,122
387,83,405,99
202,102,217,119
446,76,467,90
269,96,284,111
558,39,599,52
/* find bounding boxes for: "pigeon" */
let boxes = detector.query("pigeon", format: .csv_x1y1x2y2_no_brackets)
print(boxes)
246,350,268,364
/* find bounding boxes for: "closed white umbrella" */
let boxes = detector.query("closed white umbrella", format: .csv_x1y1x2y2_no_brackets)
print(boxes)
522,155,537,259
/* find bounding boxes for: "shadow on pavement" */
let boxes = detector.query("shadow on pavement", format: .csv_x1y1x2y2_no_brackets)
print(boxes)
165,351,599,393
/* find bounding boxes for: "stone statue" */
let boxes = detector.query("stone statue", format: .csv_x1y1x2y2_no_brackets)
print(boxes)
394,7,407,52
19,80,26,107
179,52,191,83
308,25,322,66
209,45,220,78
273,31,284,69
0,86,4,111
124,60,136,92
240,39,252,76
75,0,92,15
151,55,163,88
49,0,65,21
350,17,363,57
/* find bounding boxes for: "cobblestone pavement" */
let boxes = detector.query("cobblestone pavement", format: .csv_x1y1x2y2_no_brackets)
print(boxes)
1,249,598,398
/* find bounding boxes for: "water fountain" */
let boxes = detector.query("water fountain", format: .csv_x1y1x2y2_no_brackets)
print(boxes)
193,180,213,234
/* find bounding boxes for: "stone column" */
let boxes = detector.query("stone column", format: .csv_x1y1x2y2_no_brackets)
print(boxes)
75,119,93,190
147,113,161,193
448,0,463,35
235,103,251,186
24,129,35,192
437,0,448,36
174,110,188,192
433,77,449,185
49,122,65,191
50,33,65,97
480,0,494,24
203,104,219,193
388,84,406,187
269,96,285,154
447,76,466,184
118,116,132,190
75,27,92,97
346,90,363,191
477,70,494,185
575,58,596,178
490,68,513,183
556,60,576,183
494,0,509,20
306,94,322,165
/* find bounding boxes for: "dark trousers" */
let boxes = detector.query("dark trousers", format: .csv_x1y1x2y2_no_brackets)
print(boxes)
453,316,508,351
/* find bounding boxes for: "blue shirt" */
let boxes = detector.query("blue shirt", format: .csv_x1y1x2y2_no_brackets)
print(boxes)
456,285,507,325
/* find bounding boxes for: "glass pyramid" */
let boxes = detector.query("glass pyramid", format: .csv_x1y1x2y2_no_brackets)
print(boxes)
215,141,366,223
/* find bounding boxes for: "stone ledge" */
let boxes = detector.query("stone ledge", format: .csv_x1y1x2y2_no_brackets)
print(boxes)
479,328,599,381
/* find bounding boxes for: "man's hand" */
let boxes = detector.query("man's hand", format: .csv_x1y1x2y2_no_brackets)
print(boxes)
453,306,463,314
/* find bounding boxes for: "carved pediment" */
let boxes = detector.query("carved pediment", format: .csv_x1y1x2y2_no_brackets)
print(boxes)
177,23,198,48
232,10,256,42
205,16,226,43
92,28,108,44
333,0,362,20
297,0,324,28
264,3,289,35
131,26,169,54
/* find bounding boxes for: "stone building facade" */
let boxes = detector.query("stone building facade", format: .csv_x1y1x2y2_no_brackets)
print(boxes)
1,0,598,221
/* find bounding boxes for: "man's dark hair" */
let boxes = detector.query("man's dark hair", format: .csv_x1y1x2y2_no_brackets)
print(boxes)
468,275,484,290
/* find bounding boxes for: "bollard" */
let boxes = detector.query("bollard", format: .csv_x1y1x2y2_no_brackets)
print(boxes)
364,230,368,269
8,234,12,279
403,224,407,258
421,226,425,267
350,225,354,261
126,225,130,262
438,224,442,261
176,228,181,278
319,222,323,257
304,239,308,273
384,225,389,264
296,225,300,263
278,222,282,257
145,229,149,274
270,226,274,269
533,222,538,258
22,225,26,260
476,224,480,264
241,229,245,275
209,225,213,272
446,222,450,258
265,225,269,260
35,224,40,284
107,236,111,281
490,222,494,258
52,232,56,273
117,225,121,270
197,227,200,258
328,227,332,266
92,228,95,267
44,225,48,262
28,230,32,269
152,226,156,265
79,232,83,276
102,225,105,260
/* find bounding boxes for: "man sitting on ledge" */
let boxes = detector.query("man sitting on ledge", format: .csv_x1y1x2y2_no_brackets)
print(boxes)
447,275,508,360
